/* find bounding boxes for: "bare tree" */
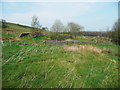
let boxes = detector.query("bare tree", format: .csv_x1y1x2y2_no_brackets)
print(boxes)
111,19,120,45
67,22,83,38
31,16,42,37
51,19,65,32
50,20,65,39
31,16,42,29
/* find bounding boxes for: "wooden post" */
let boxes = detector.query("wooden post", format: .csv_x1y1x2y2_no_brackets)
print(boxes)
9,40,11,46
1,40,4,46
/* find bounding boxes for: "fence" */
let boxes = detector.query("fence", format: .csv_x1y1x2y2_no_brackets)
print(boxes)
43,40,112,45
1,39,112,46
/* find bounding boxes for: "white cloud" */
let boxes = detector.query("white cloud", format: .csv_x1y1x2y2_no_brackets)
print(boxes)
3,2,118,31
4,3,93,28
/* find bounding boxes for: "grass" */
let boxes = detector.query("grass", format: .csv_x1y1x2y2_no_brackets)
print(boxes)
2,44,118,88
2,22,119,88
75,36,92,41
94,44,119,52
4,23,31,33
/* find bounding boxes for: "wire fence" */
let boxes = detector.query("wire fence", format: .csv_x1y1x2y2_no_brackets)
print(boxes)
43,40,112,45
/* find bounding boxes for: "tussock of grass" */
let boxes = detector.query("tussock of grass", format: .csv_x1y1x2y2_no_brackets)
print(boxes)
63,45,102,53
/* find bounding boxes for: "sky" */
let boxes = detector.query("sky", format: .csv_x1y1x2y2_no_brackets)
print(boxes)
1,1,118,31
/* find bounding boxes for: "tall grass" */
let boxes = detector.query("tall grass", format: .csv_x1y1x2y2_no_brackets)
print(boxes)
2,44,118,88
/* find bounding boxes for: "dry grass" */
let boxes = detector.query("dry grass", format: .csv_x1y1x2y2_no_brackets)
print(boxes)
63,45,102,53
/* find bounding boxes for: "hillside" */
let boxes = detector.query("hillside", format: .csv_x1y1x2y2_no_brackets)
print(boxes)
1,22,51,46
2,22,119,88
2,22,49,35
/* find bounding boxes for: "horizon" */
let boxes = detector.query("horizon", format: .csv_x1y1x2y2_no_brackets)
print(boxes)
1,1,118,31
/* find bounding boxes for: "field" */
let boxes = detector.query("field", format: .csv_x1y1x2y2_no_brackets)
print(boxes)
2,22,119,88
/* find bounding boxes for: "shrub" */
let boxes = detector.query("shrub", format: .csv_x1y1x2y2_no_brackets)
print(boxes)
32,32,44,38
110,19,120,45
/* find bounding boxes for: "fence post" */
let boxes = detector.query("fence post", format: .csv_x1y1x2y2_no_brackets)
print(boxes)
9,40,11,46
44,40,46,45
1,40,4,46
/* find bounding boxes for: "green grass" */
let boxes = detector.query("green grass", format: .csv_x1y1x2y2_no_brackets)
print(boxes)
5,23,31,33
3,22,49,34
2,44,118,88
75,36,92,41
2,32,18,38
94,44,119,52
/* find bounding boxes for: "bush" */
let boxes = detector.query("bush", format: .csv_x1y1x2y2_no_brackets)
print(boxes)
32,32,44,38
111,19,120,45
1,19,7,28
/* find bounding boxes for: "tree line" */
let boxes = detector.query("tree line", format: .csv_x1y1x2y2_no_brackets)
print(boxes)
31,16,120,45
31,16,84,39
50,19,84,39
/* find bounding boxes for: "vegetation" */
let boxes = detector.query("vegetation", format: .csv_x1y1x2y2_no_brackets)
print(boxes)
50,20,65,39
0,19,7,28
110,19,120,45
51,20,65,32
2,21,119,88
50,20,83,39
67,22,83,38
31,16,43,38
3,44,119,88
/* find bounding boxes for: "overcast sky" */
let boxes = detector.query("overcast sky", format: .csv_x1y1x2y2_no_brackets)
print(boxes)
1,1,118,31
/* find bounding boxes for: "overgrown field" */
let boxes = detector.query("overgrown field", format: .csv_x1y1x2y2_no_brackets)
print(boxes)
2,43,119,88
2,22,119,88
